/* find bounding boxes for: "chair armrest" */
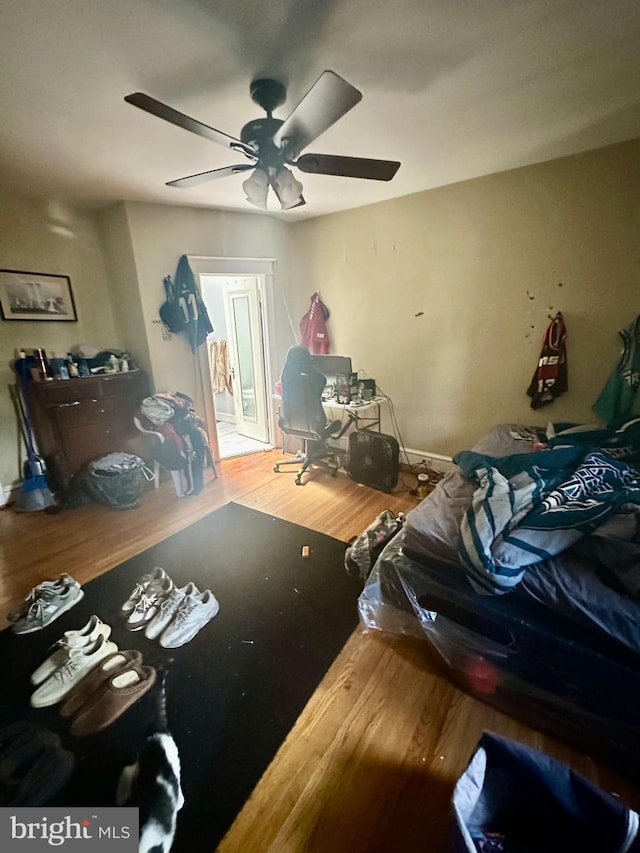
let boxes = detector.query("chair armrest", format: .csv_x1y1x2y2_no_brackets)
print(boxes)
133,417,166,444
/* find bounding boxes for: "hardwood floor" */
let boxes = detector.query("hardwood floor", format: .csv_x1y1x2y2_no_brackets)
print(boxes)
2,451,639,851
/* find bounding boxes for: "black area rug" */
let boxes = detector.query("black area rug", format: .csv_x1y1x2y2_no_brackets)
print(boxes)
0,502,361,850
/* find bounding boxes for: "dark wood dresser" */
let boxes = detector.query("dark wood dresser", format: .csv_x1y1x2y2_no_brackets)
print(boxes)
28,370,150,491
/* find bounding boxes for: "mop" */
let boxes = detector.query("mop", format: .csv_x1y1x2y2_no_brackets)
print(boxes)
11,358,56,512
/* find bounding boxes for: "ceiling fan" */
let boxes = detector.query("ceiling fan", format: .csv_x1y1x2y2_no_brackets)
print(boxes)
124,70,400,211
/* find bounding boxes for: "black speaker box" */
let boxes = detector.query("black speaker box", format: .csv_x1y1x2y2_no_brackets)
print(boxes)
346,431,400,492
359,378,376,399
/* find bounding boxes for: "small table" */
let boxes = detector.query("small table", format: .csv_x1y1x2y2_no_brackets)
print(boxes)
321,396,386,433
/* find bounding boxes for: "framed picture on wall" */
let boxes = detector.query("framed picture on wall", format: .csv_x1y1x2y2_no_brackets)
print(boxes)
0,269,77,321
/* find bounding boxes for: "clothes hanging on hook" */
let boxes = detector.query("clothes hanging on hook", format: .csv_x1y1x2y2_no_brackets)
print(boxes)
173,255,214,352
208,339,233,395
526,312,568,409
593,314,640,424
300,292,330,354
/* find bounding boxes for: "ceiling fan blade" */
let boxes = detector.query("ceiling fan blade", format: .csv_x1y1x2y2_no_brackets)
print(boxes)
296,154,400,181
166,164,254,189
272,71,362,155
124,93,257,158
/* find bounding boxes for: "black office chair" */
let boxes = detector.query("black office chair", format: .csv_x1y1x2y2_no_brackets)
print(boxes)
273,346,348,485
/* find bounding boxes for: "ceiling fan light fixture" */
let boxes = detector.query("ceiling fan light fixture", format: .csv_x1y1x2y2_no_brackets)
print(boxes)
274,167,304,210
242,167,269,209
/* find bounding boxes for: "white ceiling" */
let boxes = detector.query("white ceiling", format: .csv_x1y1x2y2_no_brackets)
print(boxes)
2,0,640,222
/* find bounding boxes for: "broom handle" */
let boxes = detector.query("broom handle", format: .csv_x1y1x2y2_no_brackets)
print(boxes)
18,378,38,464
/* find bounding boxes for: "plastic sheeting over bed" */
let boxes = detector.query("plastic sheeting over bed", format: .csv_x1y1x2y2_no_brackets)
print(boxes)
359,529,640,781
361,423,640,654
357,423,640,781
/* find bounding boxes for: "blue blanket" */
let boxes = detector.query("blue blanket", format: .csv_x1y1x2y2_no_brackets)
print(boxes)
454,444,640,594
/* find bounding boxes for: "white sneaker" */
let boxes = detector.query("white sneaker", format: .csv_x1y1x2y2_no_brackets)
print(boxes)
30,635,119,708
121,567,169,615
125,577,174,631
30,616,112,686
144,582,200,640
159,589,219,649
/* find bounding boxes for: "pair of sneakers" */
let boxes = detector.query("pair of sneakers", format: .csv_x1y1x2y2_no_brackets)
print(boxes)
122,567,219,648
30,616,118,708
9,574,84,634
122,568,174,632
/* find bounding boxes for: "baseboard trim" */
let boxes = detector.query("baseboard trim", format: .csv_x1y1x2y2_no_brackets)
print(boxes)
401,447,456,474
0,482,17,508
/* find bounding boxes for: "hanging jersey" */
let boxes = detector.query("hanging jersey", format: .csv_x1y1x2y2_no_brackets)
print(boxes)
593,315,640,424
173,255,213,352
526,312,568,409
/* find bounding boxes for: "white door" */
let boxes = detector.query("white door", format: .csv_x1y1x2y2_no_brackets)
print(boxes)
223,277,269,443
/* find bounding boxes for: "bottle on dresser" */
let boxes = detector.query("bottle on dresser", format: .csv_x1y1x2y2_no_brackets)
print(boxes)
53,354,69,379
34,348,53,381
66,353,79,378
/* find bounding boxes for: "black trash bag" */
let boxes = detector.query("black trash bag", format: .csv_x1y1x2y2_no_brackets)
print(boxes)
450,732,640,853
78,452,153,510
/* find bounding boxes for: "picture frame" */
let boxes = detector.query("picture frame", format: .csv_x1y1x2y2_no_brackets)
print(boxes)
0,269,77,322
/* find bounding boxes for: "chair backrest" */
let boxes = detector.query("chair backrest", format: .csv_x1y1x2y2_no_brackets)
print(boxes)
278,346,328,440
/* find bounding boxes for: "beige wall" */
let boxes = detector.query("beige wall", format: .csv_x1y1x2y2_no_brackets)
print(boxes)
1,138,638,496
290,138,640,457
97,204,151,377
0,194,121,496
116,202,293,409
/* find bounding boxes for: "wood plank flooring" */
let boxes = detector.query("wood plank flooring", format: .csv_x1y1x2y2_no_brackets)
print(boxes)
1,451,639,851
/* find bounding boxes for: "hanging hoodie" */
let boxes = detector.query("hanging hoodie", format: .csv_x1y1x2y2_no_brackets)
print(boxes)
173,255,214,352
526,312,568,409
300,292,330,354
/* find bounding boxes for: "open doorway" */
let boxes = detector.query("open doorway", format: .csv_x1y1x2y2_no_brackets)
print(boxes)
196,261,275,460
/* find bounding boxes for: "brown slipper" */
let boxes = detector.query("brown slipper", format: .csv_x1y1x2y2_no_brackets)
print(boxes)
59,649,143,719
70,664,157,737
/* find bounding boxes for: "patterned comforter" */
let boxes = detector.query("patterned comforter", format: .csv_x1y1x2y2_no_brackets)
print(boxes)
454,420,640,595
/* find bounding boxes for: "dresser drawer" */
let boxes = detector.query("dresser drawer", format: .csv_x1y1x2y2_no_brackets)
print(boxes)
61,424,134,474
99,371,148,398
30,377,101,405
51,396,123,428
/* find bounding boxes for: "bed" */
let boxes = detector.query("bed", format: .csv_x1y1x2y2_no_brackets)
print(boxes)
358,421,640,782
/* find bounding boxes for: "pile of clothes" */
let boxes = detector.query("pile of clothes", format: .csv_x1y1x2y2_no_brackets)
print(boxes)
137,392,213,496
